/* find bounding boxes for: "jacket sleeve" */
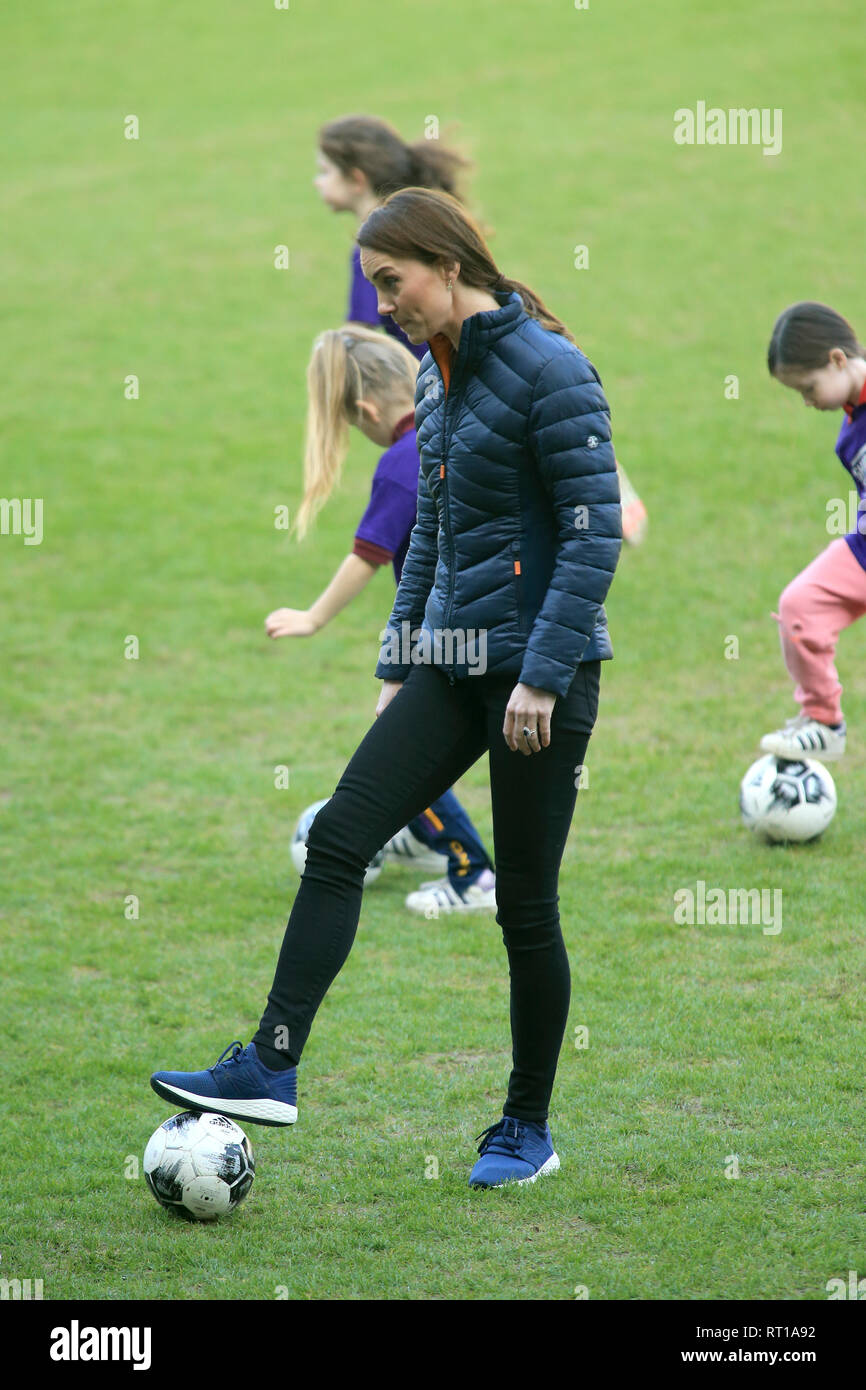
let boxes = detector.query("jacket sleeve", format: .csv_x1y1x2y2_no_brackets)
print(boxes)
374,463,439,682
519,352,622,696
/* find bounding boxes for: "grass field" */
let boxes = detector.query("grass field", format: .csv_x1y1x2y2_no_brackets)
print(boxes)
2,0,864,1301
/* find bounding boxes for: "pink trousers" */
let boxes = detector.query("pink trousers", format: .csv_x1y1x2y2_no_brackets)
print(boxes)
773,538,866,725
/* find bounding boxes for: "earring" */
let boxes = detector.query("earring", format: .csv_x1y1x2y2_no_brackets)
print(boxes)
447,279,453,291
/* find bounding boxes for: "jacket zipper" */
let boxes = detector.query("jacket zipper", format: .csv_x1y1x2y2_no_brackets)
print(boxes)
511,538,527,632
439,341,466,684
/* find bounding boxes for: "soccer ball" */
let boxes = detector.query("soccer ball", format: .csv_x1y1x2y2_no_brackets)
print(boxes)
739,755,837,843
143,1111,255,1221
290,797,385,884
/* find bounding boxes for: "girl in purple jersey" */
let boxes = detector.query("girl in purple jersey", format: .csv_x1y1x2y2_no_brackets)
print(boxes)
265,324,496,912
313,115,469,364
760,302,866,762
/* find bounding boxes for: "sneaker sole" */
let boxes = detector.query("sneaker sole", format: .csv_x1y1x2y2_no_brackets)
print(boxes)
760,738,846,762
150,1078,297,1127
405,895,498,914
470,1151,560,1189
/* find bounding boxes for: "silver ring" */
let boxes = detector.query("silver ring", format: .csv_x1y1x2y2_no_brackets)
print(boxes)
523,726,537,741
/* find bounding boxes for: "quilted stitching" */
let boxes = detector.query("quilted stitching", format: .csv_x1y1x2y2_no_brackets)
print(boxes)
375,293,622,696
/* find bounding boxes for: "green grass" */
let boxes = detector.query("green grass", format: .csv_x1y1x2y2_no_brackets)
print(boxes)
1,0,864,1301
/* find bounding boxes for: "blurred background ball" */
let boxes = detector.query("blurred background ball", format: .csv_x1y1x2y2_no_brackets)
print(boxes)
739,755,836,843
290,796,385,884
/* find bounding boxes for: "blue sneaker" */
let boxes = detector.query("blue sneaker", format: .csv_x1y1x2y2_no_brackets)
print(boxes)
150,1040,298,1127
468,1116,560,1188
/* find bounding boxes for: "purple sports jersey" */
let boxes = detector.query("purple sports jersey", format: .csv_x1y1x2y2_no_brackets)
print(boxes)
348,244,428,361
836,378,866,570
353,415,420,583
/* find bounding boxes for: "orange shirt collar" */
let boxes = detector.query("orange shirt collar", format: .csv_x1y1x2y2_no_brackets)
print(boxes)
428,333,454,395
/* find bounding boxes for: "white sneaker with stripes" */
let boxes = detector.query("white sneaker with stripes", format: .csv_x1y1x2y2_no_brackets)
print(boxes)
383,824,448,873
405,869,497,915
760,713,847,762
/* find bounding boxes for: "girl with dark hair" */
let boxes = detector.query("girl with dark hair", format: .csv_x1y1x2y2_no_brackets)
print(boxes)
760,302,866,762
151,187,621,1189
314,114,470,363
264,323,496,912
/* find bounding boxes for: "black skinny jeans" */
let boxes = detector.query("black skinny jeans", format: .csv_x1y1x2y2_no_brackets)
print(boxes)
254,658,600,1122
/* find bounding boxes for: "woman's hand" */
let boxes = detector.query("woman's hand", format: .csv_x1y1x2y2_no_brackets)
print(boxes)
265,607,318,638
503,682,557,755
376,680,404,718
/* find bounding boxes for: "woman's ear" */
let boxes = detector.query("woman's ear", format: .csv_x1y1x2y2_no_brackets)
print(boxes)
355,397,380,427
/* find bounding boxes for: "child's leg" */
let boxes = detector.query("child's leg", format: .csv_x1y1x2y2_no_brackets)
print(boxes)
774,539,866,725
407,791,493,886
615,457,647,546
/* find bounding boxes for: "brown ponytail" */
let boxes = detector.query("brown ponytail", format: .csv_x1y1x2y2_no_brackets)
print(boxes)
357,187,576,344
318,115,470,201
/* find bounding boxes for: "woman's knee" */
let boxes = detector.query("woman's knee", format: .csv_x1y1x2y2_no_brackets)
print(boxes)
304,793,372,869
495,881,561,938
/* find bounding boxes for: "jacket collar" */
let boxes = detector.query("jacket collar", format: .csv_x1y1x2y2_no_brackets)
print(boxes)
427,291,525,382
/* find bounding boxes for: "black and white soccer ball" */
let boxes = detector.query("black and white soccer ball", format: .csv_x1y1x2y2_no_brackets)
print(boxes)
290,796,385,884
143,1111,255,1221
739,755,837,843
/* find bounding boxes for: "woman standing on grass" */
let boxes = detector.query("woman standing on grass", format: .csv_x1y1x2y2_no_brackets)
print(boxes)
151,188,622,1188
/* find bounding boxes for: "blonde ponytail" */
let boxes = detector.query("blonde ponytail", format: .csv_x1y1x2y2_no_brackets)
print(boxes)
293,326,419,540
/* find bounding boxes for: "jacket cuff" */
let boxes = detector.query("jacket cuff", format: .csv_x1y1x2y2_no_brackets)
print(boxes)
517,665,575,699
375,660,411,682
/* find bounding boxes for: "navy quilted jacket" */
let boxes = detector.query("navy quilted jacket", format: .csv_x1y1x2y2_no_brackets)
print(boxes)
374,290,621,697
